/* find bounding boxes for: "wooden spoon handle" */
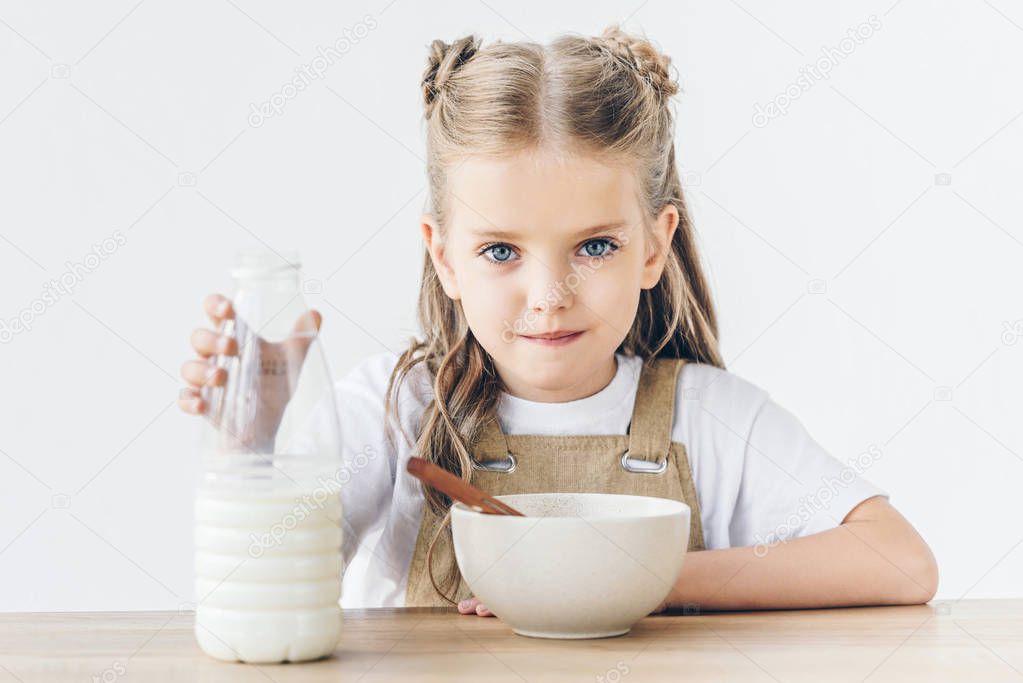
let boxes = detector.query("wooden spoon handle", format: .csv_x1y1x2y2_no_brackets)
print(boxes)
406,456,525,517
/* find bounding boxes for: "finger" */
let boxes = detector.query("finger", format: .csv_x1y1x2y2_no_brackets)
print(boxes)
293,309,322,335
180,360,226,388
475,603,493,617
191,328,238,358
284,309,323,361
203,294,235,325
177,387,206,415
457,597,480,614
291,309,322,342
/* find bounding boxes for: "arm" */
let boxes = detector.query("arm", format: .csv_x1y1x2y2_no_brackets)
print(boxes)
658,495,938,612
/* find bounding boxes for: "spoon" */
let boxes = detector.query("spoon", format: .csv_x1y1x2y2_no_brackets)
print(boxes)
406,456,525,516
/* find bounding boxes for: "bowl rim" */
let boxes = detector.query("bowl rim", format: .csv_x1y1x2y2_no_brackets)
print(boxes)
451,492,691,521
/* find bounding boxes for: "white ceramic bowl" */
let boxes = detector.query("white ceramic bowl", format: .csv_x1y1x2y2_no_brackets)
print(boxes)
451,492,690,639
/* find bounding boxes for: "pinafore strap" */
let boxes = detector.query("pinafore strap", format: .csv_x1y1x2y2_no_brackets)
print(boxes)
473,356,685,464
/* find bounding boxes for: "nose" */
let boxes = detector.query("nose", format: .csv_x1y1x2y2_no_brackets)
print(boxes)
525,258,574,315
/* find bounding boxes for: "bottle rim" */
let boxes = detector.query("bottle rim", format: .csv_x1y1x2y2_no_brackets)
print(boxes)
230,248,301,279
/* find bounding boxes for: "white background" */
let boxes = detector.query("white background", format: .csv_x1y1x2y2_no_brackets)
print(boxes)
1,0,1021,612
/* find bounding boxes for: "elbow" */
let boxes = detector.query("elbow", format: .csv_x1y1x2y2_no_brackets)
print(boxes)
849,497,939,605
914,548,939,604
895,539,939,605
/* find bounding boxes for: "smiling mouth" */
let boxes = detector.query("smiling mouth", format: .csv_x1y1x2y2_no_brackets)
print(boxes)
519,330,584,346
525,330,579,339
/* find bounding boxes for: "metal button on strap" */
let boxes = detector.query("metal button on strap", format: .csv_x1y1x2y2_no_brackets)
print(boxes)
470,452,517,473
620,450,668,474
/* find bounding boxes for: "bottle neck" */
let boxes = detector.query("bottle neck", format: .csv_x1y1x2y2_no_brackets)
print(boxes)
233,271,301,290
230,249,301,283
230,268,304,337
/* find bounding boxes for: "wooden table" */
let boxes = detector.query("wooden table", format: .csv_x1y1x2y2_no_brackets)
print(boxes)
1,600,1021,682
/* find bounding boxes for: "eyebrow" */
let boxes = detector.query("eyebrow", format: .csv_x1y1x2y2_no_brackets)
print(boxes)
469,221,627,241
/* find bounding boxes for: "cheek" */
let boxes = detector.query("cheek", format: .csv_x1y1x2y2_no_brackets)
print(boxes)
569,258,644,344
456,266,522,328
577,253,643,305
580,271,642,327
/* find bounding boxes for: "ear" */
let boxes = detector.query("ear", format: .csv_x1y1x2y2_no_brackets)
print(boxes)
421,214,461,300
640,204,680,289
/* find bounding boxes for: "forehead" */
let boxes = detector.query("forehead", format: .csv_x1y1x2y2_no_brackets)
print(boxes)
445,149,642,235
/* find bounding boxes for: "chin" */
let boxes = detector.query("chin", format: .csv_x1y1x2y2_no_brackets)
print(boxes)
521,366,575,389
512,352,586,384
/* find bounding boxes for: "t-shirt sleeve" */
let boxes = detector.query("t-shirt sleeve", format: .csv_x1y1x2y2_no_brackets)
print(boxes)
290,351,406,572
728,396,888,548
333,351,417,571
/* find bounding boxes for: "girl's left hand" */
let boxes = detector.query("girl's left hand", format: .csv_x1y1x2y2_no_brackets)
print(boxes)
457,596,493,617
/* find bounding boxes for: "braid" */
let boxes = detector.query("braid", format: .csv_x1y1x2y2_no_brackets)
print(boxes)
597,25,679,99
421,35,483,119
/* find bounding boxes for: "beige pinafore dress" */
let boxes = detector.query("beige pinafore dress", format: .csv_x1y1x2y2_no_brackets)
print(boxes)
404,356,706,606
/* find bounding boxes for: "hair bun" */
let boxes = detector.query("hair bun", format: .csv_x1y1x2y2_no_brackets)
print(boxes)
422,35,482,117
598,26,678,99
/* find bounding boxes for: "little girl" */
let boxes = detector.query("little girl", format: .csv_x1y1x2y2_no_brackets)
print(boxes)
179,27,937,616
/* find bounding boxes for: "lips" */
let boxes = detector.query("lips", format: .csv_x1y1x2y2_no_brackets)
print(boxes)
518,330,585,347
522,330,581,340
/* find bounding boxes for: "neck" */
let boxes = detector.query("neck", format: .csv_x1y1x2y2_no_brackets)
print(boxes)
498,355,618,403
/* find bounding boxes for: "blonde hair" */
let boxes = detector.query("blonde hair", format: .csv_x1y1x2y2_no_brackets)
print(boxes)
385,26,724,603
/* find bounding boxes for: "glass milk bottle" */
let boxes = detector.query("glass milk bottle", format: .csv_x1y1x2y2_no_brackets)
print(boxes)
194,250,344,663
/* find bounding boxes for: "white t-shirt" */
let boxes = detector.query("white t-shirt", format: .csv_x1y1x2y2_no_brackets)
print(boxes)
325,351,886,608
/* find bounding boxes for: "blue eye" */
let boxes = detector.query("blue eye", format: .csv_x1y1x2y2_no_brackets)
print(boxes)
479,238,619,265
579,238,619,258
481,244,517,264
